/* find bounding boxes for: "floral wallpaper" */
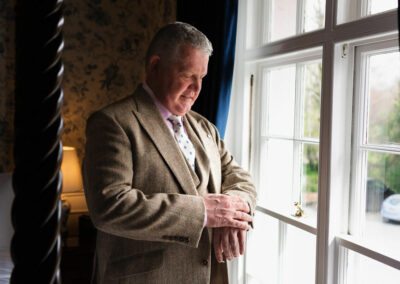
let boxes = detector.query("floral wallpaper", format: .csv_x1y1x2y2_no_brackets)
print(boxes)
0,0,15,172
0,0,176,172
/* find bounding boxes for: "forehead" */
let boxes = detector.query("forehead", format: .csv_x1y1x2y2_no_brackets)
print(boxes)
173,44,209,72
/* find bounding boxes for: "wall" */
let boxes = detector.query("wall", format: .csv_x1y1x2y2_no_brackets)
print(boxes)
0,1,15,172
0,0,176,172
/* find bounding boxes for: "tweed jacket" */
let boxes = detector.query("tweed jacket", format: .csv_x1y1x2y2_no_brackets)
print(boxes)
82,85,257,284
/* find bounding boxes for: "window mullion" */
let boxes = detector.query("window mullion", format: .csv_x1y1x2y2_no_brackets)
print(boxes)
315,42,335,284
278,221,287,284
337,244,349,284
349,49,369,238
292,64,304,205
263,0,272,45
296,0,305,35
355,0,364,20
359,0,370,18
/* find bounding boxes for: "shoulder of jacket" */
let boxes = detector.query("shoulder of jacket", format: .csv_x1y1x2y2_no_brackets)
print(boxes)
87,94,135,122
186,110,220,138
187,110,211,126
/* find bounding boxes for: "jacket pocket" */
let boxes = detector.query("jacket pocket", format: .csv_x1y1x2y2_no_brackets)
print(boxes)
106,249,164,279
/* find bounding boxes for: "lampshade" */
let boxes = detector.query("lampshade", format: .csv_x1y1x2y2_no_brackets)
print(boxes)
61,146,83,193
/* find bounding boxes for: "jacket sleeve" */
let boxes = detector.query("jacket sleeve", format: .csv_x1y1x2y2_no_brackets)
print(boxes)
82,111,206,248
208,122,257,217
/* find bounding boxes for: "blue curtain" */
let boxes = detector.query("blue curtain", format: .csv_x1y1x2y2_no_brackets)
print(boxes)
177,0,238,138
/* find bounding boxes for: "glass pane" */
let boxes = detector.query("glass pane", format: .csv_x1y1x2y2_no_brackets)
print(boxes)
247,215,316,284
303,62,321,139
345,249,400,284
369,0,398,15
282,224,316,284
303,0,326,33
259,139,294,213
367,52,400,145
247,213,279,284
337,0,397,24
270,0,297,42
267,66,296,137
301,143,319,226
364,151,400,259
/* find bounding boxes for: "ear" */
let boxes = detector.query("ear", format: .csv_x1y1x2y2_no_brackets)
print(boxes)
147,55,161,74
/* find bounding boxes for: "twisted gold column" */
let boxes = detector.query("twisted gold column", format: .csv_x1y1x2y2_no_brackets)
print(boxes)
12,0,64,282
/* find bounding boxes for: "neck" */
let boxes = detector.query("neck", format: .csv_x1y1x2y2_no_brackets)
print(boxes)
145,78,165,105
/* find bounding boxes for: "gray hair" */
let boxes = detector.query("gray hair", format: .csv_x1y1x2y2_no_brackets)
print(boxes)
145,22,213,68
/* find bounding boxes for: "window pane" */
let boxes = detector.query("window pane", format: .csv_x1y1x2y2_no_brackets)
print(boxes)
267,66,296,137
363,151,400,259
282,224,316,284
369,0,398,15
345,249,400,284
269,0,326,43
303,0,326,33
337,0,397,24
270,0,297,42
247,213,279,284
367,52,400,145
301,143,319,226
303,62,321,139
259,139,294,213
247,214,316,284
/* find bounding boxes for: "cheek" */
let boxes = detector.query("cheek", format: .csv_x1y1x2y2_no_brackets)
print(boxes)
173,82,191,98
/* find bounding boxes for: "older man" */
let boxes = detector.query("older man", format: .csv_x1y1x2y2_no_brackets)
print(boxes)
83,22,257,284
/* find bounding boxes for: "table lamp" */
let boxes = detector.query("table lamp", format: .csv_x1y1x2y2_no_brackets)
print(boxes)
61,146,83,196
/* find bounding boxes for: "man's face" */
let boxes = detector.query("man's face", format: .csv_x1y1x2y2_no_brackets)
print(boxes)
149,44,209,116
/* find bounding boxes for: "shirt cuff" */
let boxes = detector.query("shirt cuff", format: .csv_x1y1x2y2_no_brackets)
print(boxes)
202,199,207,228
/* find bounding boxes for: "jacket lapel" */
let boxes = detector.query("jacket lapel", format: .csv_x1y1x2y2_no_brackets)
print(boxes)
186,114,219,195
184,115,211,189
131,86,198,196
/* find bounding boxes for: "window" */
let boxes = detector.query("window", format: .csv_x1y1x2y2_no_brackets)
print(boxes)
228,0,399,283
346,40,400,283
257,52,322,227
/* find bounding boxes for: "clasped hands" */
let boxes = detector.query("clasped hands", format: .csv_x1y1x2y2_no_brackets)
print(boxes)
203,194,252,263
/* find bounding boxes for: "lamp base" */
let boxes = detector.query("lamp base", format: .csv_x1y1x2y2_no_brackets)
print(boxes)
61,199,71,247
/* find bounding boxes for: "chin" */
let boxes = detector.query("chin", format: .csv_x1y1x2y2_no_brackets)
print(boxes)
174,105,192,116
175,110,190,116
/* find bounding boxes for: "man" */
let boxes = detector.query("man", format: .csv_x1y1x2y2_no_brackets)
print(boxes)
83,22,257,284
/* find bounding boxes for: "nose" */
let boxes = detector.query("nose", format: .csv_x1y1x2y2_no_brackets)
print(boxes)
190,77,202,93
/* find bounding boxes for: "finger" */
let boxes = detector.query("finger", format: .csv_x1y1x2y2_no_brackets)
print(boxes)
209,210,251,229
233,200,250,213
216,195,249,213
228,219,251,231
230,229,240,258
213,229,224,263
238,230,246,255
234,211,253,222
204,194,223,204
222,229,233,261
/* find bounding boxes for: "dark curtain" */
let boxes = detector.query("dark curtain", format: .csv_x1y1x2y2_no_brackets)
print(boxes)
177,0,238,138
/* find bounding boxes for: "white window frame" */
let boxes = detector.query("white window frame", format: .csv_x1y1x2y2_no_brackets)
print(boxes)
255,49,322,224
226,0,399,283
349,38,400,240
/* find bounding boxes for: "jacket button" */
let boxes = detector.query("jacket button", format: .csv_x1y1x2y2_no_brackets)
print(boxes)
202,259,208,266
